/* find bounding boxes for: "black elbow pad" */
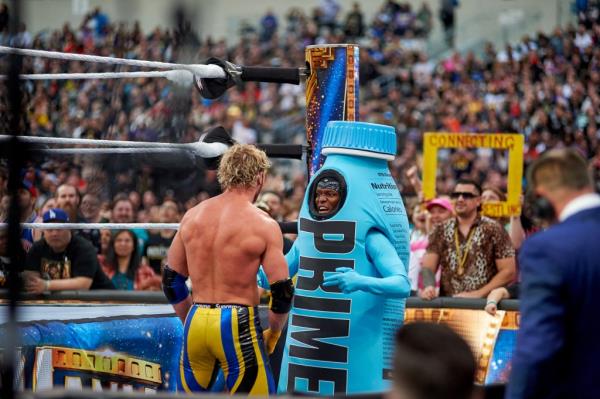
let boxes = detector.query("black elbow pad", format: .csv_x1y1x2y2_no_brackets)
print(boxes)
270,278,294,314
162,265,190,305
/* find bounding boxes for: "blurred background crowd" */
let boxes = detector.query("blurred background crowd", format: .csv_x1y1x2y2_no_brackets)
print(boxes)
0,0,599,292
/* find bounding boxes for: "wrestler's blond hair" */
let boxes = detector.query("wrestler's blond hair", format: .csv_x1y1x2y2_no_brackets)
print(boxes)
217,144,271,190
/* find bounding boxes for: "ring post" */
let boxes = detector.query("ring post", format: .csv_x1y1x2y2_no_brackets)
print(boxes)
305,44,359,177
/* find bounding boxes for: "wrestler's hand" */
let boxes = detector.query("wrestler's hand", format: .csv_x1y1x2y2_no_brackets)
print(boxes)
263,329,281,354
322,267,364,294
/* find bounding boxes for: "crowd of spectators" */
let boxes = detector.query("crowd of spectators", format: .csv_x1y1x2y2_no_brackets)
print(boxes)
0,0,599,293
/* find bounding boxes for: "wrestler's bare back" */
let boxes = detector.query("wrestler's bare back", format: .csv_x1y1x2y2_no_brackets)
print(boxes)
174,193,285,306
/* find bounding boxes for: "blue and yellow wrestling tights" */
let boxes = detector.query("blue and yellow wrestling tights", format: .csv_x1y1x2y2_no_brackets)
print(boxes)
178,304,276,395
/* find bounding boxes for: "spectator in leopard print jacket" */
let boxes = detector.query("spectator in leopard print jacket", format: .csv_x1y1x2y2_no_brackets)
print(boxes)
419,179,516,299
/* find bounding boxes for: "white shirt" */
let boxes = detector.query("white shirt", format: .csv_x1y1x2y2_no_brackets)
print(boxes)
559,193,600,222
575,32,593,50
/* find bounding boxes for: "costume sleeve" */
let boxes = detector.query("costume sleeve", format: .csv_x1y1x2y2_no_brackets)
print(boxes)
366,229,406,275
359,229,410,297
257,266,269,289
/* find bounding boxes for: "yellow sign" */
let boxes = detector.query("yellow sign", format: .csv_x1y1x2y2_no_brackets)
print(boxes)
423,132,524,217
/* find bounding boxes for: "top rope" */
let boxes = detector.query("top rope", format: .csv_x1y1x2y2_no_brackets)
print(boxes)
0,46,226,79
0,70,195,86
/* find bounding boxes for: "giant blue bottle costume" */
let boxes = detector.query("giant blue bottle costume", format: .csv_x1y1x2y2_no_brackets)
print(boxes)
278,121,411,395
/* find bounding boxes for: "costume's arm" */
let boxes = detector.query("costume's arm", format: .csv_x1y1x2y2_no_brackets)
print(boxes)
285,241,300,278
257,266,269,290
322,230,410,298
506,240,565,399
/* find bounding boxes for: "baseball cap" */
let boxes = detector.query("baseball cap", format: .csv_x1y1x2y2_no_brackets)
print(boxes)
426,198,453,212
43,208,69,223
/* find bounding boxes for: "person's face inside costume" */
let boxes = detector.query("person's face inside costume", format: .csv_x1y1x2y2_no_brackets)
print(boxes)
315,177,341,214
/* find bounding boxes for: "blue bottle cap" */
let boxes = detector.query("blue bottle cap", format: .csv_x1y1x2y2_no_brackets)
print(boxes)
322,121,396,157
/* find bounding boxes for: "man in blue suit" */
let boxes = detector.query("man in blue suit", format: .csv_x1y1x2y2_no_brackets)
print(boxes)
507,149,600,399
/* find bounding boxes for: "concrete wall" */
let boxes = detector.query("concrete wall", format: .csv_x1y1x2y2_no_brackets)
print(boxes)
21,0,380,39
454,0,575,53
19,0,576,50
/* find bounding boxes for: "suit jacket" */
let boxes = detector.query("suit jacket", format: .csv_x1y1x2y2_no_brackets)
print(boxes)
506,206,600,399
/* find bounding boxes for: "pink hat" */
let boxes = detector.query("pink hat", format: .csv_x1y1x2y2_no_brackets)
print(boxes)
426,198,453,212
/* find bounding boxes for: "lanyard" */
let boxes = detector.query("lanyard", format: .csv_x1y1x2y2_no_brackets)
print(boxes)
454,223,475,276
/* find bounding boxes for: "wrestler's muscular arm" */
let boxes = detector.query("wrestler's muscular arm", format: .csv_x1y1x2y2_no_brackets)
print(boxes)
165,231,193,323
260,218,292,332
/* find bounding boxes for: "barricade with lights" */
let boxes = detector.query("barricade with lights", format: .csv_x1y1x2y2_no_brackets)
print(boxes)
0,292,518,394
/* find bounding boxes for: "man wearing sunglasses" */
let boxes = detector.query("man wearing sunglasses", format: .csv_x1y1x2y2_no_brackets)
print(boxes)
419,179,515,300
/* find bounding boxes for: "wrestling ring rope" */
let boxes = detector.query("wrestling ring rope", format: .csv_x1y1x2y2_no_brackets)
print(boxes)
0,45,305,84
0,42,316,250
0,43,307,232
0,134,305,158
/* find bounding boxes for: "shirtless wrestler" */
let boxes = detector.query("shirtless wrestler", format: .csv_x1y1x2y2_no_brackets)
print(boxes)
163,144,294,395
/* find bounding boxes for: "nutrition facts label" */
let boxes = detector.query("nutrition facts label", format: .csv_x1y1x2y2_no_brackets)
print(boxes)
382,298,406,379
369,176,410,379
